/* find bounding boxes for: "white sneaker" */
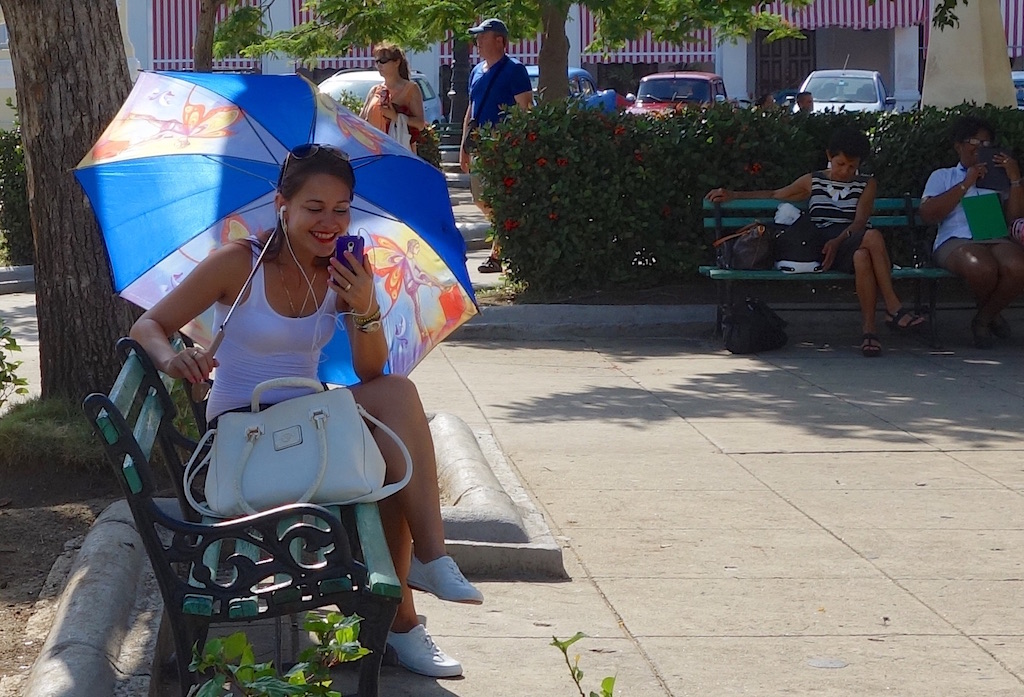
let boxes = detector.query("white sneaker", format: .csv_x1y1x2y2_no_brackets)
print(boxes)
407,555,484,604
387,624,463,678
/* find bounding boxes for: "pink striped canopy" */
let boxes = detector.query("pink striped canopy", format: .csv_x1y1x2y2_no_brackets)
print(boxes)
151,0,259,71
149,0,1024,70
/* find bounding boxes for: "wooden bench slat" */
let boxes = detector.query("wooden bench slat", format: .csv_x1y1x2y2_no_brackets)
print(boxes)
354,503,402,599
109,354,145,419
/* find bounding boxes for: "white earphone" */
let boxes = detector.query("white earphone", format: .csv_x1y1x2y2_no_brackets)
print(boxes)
278,206,288,234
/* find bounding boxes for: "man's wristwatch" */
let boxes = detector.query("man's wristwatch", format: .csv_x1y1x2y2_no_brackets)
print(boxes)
354,307,382,333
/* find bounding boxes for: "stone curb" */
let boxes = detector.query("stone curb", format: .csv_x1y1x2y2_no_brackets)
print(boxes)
0,265,33,294
23,501,146,697
454,303,718,340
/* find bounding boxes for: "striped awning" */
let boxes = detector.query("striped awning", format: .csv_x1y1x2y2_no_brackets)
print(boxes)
292,0,378,69
579,8,715,64
760,0,928,30
1000,0,1023,56
151,0,258,72
439,32,543,64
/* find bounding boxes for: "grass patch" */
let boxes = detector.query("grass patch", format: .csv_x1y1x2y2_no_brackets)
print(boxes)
0,396,105,474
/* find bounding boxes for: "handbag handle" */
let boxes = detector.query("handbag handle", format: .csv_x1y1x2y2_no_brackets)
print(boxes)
251,377,325,411
712,222,765,249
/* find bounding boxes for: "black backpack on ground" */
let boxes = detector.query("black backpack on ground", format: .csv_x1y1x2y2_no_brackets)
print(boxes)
722,298,788,354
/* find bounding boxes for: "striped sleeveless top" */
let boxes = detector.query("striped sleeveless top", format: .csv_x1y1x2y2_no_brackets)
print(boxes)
808,171,870,227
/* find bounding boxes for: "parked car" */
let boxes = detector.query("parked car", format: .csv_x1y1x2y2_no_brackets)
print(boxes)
797,69,895,113
524,65,624,113
1013,71,1024,110
318,69,445,125
625,72,728,115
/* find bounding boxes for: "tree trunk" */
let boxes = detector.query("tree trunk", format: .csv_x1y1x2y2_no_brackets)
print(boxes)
0,0,137,401
449,39,471,125
195,0,225,72
536,2,570,102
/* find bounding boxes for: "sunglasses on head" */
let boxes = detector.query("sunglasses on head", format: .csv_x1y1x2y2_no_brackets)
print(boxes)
962,138,993,147
277,144,351,188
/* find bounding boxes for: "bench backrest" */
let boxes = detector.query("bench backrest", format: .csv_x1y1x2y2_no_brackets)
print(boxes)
703,196,933,268
702,196,924,232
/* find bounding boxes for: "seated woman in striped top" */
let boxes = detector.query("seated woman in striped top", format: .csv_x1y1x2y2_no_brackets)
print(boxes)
705,126,925,357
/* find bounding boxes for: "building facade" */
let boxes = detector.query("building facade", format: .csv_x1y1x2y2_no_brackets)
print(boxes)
0,0,1020,129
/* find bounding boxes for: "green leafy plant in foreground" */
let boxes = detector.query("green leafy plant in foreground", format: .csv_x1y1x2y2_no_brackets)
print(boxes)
0,316,28,412
552,632,615,697
188,611,368,696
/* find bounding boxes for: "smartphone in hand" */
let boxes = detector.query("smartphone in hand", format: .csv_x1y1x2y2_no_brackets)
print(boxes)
335,235,365,272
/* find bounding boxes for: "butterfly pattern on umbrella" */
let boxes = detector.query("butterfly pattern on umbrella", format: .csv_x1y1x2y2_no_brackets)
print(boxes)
76,71,477,386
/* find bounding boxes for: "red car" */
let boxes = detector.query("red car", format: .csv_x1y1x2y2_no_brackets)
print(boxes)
626,71,728,114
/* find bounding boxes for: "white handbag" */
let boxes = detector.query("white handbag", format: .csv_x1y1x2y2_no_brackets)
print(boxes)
184,377,412,518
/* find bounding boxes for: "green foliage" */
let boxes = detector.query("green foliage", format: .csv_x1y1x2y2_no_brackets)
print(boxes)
0,317,27,412
0,126,32,266
188,611,368,696
415,125,442,170
476,102,1024,295
552,632,615,697
0,396,106,473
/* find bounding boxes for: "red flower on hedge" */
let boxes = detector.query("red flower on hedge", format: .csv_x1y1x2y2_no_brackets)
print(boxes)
634,152,643,162
556,158,568,167
503,176,517,188
661,205,671,218
744,162,763,174
548,212,559,220
527,132,538,142
614,125,626,136
536,157,548,167
503,219,520,231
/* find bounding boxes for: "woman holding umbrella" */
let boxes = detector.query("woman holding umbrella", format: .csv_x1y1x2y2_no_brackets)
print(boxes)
130,144,478,678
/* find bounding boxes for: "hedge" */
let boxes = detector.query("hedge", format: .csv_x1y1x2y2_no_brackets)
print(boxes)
475,102,1024,294
0,126,32,266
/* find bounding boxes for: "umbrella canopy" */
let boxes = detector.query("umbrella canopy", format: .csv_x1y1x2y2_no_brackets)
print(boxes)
75,71,476,386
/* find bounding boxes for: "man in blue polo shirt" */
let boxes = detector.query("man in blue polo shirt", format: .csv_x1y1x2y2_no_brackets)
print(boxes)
459,17,532,273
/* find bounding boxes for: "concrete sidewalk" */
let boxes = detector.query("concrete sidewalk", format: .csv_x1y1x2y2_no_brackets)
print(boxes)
8,275,1024,694
8,177,1024,694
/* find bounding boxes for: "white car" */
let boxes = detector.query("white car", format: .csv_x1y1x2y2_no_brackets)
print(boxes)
797,69,896,113
1013,71,1024,110
318,69,445,125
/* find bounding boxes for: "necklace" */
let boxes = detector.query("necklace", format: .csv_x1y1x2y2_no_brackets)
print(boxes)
277,263,318,317
824,180,853,201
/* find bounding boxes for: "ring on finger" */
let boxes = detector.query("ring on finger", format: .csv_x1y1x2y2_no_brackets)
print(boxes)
345,283,352,291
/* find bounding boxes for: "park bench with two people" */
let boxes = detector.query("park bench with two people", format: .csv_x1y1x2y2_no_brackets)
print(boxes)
703,120,1024,355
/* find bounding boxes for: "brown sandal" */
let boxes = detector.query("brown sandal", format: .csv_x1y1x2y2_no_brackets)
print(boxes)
861,333,882,358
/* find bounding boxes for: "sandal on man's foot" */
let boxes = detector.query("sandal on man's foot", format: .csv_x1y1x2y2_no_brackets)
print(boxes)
477,256,502,274
990,314,1012,339
861,333,882,358
885,307,927,332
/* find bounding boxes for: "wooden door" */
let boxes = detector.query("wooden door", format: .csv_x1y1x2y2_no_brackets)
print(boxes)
755,29,816,97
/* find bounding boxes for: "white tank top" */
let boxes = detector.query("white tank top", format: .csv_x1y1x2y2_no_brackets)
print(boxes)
206,249,338,420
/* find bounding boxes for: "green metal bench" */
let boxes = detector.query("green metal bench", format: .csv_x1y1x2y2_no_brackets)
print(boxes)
699,196,953,346
82,337,401,697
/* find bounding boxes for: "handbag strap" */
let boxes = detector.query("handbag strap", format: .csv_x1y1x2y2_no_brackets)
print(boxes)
183,429,220,518
712,222,765,249
251,376,325,411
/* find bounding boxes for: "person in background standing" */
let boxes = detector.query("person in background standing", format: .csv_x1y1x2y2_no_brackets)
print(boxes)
459,18,532,274
795,91,814,113
359,43,425,153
